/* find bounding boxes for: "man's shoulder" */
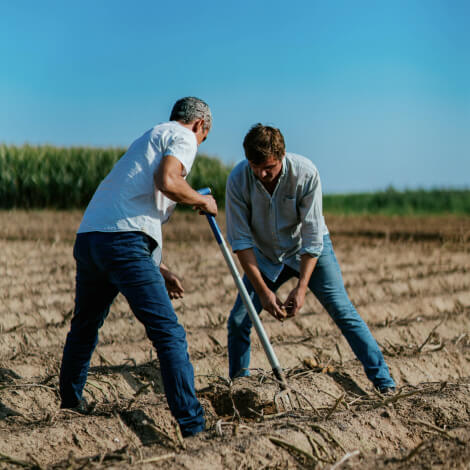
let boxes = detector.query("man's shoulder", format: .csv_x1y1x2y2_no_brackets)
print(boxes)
286,153,319,178
228,159,250,181
150,121,195,143
286,152,317,171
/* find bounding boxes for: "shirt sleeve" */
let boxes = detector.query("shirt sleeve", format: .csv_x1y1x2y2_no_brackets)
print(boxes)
298,170,324,257
162,131,197,177
226,170,254,252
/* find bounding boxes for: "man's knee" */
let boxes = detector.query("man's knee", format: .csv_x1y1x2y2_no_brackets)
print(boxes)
146,320,187,348
68,317,101,344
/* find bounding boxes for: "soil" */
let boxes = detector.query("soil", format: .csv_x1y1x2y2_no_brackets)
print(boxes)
0,211,469,469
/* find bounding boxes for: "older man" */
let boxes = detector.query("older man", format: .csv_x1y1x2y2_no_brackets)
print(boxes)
226,123,395,394
60,97,217,437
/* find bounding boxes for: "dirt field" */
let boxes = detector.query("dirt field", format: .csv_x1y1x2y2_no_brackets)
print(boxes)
0,211,469,469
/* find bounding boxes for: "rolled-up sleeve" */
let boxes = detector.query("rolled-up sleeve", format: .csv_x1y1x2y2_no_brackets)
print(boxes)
226,171,254,252
298,171,324,257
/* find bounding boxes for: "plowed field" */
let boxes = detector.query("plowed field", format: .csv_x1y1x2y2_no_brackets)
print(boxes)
1,211,469,469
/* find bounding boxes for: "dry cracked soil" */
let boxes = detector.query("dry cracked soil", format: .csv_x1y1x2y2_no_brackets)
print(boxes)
0,211,469,469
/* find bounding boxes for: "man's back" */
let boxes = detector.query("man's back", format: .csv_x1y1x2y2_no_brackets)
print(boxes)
78,121,197,247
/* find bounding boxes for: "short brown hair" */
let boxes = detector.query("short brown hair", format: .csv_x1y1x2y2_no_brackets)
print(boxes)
243,124,286,164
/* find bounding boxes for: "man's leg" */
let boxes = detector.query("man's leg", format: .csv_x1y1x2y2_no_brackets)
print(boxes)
227,276,261,379
309,235,395,390
60,234,118,408
227,268,294,379
105,233,204,437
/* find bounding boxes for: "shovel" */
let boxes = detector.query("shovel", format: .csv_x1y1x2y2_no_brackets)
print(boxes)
197,187,289,392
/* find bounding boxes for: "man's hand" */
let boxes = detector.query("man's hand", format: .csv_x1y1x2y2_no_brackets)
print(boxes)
260,290,288,321
235,248,288,321
283,286,307,317
164,272,184,299
160,265,184,299
193,194,218,216
283,254,317,317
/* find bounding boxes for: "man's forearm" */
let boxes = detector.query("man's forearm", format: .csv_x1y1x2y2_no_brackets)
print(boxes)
297,254,318,290
154,155,217,214
154,158,204,206
236,248,287,320
235,248,270,297
161,178,204,206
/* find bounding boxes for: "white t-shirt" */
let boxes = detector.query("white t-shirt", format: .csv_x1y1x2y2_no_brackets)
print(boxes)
77,121,197,249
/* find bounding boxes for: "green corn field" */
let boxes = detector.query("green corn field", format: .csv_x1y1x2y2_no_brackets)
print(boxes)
0,145,232,210
323,186,470,215
0,144,124,209
0,144,469,214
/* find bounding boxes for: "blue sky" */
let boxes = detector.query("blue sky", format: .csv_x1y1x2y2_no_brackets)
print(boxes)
1,0,469,193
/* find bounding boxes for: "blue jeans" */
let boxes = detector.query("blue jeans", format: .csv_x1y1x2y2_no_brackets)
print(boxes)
60,231,204,436
227,234,395,390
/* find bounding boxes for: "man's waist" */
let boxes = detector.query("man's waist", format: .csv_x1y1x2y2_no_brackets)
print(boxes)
77,216,163,249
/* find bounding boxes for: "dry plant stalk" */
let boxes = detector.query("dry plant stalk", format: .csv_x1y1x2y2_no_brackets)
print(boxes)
268,435,318,465
0,451,38,469
136,452,176,465
310,424,347,454
285,423,334,463
325,393,345,420
126,383,151,410
372,386,434,409
329,450,360,470
409,419,464,443
417,316,447,352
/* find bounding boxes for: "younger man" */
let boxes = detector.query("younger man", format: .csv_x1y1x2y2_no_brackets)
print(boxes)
225,124,395,393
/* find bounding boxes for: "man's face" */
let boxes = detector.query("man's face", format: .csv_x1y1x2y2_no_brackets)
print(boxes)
249,155,283,185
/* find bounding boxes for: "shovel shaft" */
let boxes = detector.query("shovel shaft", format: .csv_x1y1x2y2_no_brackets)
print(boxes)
197,188,286,386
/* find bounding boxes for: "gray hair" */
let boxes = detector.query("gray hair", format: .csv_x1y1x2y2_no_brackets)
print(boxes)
170,97,212,130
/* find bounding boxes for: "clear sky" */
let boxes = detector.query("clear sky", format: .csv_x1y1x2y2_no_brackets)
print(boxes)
1,0,469,193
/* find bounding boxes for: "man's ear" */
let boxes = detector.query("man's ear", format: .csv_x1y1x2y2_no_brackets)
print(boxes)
191,119,204,134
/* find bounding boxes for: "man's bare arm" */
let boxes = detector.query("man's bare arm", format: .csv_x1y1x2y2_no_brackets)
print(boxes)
154,155,217,215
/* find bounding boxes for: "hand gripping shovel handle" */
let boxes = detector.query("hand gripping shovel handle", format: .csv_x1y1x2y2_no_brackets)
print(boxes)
197,188,287,388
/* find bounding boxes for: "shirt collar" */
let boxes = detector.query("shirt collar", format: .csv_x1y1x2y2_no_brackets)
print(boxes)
280,154,287,179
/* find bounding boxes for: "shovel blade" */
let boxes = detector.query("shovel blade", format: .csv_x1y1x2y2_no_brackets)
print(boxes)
274,389,306,412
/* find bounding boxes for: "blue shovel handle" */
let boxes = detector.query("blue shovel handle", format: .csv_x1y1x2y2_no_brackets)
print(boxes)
197,187,211,196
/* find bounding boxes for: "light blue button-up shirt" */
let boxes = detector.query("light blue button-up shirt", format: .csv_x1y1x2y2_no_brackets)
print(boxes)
226,153,329,282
